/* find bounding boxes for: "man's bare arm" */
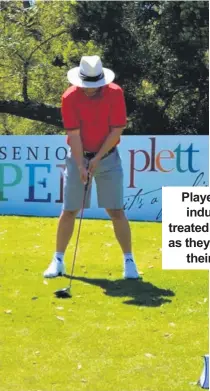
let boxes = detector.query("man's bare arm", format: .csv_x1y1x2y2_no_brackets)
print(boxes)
95,126,125,160
67,129,83,168
67,129,89,183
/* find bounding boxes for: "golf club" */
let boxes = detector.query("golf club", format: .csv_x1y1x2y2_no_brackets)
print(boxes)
54,172,90,299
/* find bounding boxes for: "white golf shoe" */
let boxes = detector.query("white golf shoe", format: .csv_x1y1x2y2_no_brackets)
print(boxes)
43,257,65,278
123,259,141,279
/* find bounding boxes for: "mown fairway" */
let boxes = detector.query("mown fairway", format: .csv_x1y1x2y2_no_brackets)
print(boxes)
0,216,208,391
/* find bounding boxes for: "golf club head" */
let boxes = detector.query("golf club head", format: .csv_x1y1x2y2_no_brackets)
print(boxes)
54,287,72,299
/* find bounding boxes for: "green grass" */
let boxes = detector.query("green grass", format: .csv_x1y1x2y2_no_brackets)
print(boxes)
0,216,208,391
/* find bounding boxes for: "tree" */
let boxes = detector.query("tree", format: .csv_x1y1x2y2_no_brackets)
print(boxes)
0,1,208,135
71,1,208,134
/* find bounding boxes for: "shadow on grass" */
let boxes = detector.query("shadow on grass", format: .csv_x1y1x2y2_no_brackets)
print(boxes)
64,275,175,307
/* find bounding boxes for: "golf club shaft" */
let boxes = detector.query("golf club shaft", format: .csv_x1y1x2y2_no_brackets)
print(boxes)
68,174,90,290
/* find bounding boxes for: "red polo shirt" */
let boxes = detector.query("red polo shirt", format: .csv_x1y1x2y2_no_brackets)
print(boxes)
61,83,127,152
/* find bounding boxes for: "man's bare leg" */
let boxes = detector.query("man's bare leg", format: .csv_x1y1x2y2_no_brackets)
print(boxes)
106,209,131,253
44,210,79,277
106,209,140,279
56,210,79,253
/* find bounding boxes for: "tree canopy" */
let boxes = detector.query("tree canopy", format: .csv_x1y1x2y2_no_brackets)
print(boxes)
0,1,208,135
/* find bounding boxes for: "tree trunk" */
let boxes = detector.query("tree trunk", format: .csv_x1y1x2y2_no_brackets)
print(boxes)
0,100,63,128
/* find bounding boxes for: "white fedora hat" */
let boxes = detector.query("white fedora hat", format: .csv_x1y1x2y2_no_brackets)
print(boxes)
67,55,115,88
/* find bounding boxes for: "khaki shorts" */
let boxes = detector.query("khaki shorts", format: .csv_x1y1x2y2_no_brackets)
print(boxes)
63,148,124,211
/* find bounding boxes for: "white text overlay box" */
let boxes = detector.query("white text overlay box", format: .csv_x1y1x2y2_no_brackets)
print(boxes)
162,186,210,270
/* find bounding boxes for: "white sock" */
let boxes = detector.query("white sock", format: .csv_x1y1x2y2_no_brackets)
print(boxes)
54,252,64,262
124,253,134,261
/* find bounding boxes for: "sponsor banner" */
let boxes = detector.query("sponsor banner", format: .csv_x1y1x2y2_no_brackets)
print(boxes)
0,135,208,221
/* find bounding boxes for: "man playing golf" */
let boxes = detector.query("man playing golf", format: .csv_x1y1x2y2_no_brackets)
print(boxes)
44,55,140,279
